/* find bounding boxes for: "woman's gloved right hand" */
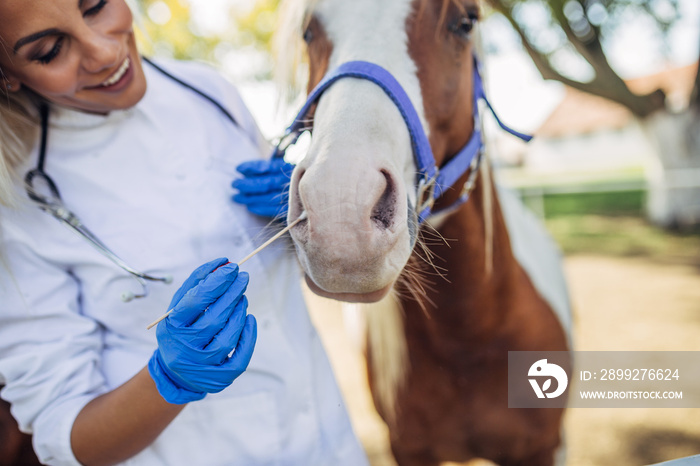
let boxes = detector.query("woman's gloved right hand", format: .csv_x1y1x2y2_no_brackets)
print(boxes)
148,258,257,404
231,157,294,221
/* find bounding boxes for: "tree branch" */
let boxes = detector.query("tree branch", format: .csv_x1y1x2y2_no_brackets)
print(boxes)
486,0,667,118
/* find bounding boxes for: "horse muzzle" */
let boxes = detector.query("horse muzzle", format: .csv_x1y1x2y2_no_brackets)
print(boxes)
288,156,414,303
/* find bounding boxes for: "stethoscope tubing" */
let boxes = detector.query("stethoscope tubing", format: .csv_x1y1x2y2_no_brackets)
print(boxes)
23,57,242,302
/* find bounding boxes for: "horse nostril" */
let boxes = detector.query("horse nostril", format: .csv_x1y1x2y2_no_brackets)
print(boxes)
371,170,396,229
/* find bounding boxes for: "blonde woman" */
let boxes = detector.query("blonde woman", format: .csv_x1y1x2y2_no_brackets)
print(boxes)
0,1,366,465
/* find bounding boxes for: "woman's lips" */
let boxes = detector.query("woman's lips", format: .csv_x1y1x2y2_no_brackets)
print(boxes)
86,56,133,92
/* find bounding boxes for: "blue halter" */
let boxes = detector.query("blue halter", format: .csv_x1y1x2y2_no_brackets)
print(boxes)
273,58,531,224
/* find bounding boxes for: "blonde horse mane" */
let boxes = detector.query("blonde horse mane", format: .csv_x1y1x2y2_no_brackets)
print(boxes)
273,0,318,104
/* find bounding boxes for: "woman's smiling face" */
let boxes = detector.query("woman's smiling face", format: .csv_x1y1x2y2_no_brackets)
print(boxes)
0,0,147,114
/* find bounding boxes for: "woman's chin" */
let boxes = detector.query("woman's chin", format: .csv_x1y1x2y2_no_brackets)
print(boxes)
304,276,392,303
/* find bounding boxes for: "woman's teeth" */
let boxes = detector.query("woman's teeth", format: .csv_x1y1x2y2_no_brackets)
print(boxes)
101,58,130,87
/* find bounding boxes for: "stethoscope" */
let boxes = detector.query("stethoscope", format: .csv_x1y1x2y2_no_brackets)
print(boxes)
23,57,242,303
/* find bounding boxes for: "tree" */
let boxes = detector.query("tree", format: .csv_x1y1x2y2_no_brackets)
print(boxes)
134,0,222,60
133,0,277,79
486,0,700,228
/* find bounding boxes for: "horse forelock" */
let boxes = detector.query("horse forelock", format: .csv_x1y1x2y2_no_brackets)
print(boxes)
274,0,457,112
273,0,317,103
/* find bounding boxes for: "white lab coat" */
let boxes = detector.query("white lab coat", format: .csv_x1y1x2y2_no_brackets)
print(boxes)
0,59,367,466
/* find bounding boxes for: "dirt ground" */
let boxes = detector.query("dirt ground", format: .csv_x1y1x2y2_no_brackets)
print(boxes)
305,254,700,466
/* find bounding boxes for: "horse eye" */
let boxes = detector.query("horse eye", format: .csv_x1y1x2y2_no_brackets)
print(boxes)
449,14,478,38
303,27,314,44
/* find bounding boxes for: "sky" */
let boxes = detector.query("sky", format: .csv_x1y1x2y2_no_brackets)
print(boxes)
179,0,699,138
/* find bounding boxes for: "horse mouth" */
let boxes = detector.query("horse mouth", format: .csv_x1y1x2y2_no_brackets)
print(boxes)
304,275,393,303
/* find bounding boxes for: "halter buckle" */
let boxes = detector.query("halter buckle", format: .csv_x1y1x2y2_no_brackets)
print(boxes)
416,173,438,214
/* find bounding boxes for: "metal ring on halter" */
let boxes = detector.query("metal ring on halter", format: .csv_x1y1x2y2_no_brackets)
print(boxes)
272,129,304,158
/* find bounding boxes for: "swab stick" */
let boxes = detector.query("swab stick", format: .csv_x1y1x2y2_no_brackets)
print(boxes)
146,211,307,330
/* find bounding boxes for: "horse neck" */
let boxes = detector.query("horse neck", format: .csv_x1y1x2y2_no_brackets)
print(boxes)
404,167,524,343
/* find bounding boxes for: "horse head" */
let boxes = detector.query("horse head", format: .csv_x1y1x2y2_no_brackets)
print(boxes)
280,0,481,303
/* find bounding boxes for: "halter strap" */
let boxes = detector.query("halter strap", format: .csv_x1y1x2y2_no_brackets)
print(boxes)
273,57,531,223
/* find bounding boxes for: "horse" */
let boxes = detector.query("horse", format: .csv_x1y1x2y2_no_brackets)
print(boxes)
273,0,572,464
0,396,40,466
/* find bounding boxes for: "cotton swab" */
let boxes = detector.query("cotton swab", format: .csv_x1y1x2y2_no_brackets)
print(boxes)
146,211,307,330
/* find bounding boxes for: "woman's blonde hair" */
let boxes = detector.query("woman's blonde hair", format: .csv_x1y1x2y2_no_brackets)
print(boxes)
0,86,41,207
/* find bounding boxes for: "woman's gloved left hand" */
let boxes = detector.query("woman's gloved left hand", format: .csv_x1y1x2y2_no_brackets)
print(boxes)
231,157,294,221
148,258,257,404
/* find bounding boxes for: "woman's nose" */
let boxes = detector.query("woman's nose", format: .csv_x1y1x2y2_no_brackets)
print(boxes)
80,30,121,74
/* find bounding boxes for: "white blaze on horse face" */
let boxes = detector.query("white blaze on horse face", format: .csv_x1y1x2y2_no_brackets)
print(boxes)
312,0,427,194
289,0,427,303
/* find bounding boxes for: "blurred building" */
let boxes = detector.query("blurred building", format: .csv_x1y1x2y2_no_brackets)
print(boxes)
529,63,697,173
496,63,699,227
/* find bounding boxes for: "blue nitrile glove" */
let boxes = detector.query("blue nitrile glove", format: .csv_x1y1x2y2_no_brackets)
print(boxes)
231,157,294,220
148,257,257,404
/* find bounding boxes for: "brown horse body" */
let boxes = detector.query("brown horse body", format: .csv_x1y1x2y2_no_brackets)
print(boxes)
0,398,40,466
370,174,569,465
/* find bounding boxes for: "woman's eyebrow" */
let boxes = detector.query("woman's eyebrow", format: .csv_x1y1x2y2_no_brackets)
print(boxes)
13,0,85,54
13,29,60,54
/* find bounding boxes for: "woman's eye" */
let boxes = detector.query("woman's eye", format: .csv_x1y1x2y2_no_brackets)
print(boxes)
34,37,65,65
449,14,478,38
84,0,108,17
